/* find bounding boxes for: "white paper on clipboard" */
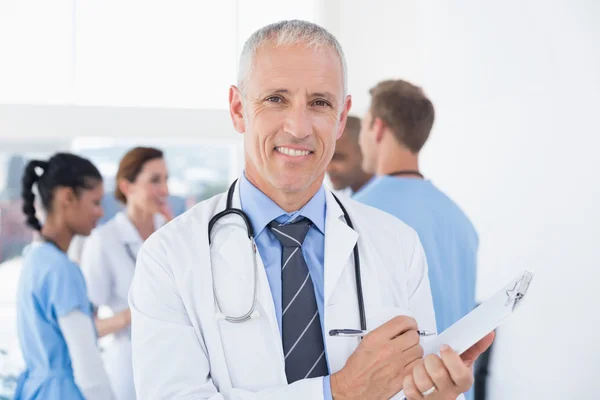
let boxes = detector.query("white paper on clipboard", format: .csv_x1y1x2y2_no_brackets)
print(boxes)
396,269,534,399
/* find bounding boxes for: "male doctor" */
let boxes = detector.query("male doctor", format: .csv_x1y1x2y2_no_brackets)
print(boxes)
128,20,494,400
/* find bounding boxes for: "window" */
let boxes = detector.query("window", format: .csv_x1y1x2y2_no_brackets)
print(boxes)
74,0,237,108
0,0,73,105
0,0,321,108
71,136,241,223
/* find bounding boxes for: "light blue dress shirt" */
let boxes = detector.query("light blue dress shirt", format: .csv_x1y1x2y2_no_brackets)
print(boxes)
238,174,333,399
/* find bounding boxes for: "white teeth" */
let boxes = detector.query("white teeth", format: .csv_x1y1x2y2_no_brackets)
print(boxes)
276,147,310,157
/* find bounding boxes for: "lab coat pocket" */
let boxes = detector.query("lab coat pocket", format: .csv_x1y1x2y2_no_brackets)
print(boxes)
216,313,284,390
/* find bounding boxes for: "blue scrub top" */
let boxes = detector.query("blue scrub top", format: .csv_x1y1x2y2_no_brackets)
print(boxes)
14,242,93,400
354,177,478,333
355,176,480,400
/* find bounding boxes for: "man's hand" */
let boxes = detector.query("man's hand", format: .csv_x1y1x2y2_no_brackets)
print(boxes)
402,332,495,400
331,316,424,400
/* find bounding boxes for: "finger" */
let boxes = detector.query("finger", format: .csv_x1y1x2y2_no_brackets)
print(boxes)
405,358,424,375
371,315,418,341
404,345,423,373
461,331,495,367
423,354,454,392
402,374,424,400
392,330,421,353
400,343,424,368
412,362,436,395
440,345,474,392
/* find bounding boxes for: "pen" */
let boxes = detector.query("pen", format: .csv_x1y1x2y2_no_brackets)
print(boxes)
329,328,436,337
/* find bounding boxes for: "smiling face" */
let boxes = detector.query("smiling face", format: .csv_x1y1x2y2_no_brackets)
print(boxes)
120,158,169,215
229,42,352,202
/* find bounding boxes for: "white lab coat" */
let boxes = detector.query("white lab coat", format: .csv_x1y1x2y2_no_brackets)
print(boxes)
128,181,440,400
80,211,165,400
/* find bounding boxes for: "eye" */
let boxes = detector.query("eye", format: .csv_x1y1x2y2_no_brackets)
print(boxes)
151,175,161,184
266,96,283,103
313,99,331,107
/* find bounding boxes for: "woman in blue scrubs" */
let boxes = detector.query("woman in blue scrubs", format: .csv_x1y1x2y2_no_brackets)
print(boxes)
14,153,114,400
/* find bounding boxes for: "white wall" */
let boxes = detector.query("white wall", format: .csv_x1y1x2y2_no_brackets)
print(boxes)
324,1,600,398
0,0,237,108
320,0,424,115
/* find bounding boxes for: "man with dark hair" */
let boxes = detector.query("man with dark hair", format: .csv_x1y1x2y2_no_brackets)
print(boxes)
326,116,373,196
355,79,479,400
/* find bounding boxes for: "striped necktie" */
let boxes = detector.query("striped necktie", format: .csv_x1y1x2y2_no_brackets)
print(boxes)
268,218,328,383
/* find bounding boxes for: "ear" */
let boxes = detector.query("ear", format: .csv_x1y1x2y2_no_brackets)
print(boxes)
54,187,75,210
118,178,130,199
229,85,246,134
336,95,353,140
373,117,386,143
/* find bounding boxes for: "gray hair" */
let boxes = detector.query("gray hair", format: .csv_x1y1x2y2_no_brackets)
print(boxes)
237,20,347,100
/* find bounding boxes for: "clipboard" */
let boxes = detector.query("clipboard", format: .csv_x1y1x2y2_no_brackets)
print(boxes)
421,269,533,358
396,269,534,399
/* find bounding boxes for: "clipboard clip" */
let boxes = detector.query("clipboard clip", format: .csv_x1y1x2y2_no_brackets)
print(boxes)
505,270,534,309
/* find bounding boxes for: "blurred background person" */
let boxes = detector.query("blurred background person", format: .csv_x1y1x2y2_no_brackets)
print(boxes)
68,183,185,265
355,78,478,350
15,153,114,400
326,115,373,196
79,147,170,400
96,187,186,226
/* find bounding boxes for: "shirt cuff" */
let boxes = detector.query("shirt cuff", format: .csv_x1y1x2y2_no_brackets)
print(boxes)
323,375,333,400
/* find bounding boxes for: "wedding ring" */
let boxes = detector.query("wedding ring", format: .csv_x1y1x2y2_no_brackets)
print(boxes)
422,386,437,396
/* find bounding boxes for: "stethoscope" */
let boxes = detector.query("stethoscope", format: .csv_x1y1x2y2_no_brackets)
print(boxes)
208,179,367,332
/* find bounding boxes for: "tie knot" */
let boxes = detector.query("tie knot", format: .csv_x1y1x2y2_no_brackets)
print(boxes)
268,218,312,248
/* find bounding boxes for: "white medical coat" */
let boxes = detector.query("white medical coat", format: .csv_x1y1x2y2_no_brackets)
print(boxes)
129,183,440,399
80,211,165,400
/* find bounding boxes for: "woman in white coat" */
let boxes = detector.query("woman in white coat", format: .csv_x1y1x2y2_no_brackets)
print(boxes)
80,147,171,400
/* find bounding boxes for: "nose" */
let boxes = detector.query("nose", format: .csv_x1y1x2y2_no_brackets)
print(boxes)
283,103,312,140
159,181,169,196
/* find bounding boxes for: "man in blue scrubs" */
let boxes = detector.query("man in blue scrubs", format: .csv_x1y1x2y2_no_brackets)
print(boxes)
355,80,479,400
355,79,478,335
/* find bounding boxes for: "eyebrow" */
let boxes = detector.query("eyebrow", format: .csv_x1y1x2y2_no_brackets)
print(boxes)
310,91,337,102
262,88,293,96
261,88,339,103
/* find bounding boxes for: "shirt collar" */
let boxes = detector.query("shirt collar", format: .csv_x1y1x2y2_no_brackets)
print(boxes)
239,173,326,237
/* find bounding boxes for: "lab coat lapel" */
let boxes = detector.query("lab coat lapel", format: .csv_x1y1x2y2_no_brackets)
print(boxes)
322,192,361,372
323,191,358,306
210,180,284,364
